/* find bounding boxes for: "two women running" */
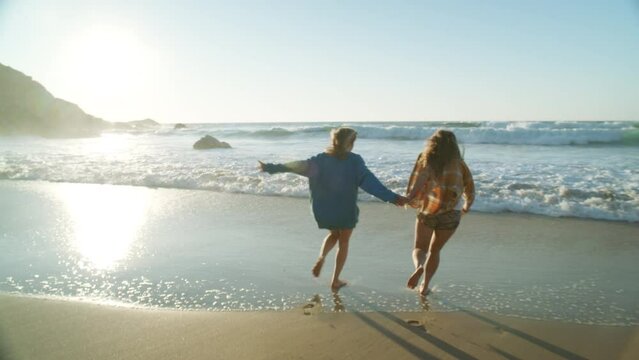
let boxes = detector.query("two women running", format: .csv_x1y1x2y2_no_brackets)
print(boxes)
259,127,474,295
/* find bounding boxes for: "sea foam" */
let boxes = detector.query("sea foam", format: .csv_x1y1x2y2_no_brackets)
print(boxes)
1,121,638,222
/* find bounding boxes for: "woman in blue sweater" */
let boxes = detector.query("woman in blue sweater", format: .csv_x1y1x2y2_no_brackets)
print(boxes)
259,127,405,291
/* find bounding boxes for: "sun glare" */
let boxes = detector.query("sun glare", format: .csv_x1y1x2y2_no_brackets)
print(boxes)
87,133,133,155
57,25,157,119
58,184,150,270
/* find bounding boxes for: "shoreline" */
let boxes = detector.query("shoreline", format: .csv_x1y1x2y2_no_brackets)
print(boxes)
1,180,638,325
1,293,638,359
1,288,637,328
1,179,637,224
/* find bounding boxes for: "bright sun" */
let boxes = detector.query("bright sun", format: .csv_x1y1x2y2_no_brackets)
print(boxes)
57,25,157,119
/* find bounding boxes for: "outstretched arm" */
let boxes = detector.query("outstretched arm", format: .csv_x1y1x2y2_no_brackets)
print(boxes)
258,159,315,177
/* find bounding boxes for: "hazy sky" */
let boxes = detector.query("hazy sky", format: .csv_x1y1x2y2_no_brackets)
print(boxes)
1,0,638,123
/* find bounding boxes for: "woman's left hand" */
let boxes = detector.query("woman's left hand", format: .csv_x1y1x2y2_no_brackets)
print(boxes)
395,195,409,207
258,161,266,172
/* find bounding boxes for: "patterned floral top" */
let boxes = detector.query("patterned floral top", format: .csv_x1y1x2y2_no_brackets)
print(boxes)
406,153,475,215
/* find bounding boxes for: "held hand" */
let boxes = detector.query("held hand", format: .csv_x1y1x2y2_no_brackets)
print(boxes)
395,195,409,207
258,160,266,172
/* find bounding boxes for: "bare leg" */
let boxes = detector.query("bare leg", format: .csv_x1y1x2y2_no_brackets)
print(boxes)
331,229,353,291
420,228,456,295
312,230,339,277
407,219,433,289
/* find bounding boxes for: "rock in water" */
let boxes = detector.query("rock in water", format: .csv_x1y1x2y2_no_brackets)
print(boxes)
174,123,187,129
193,135,231,149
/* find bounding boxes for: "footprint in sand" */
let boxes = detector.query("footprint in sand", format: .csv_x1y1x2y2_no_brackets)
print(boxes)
303,295,322,315
303,303,315,315
405,319,428,331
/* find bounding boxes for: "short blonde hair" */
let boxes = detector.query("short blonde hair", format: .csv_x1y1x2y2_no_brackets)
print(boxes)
326,127,357,160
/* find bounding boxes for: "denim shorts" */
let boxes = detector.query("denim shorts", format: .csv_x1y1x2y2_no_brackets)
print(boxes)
417,210,462,230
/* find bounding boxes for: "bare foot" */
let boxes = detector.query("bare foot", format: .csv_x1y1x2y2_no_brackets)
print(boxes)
331,279,348,292
419,281,431,296
311,257,324,277
407,266,424,289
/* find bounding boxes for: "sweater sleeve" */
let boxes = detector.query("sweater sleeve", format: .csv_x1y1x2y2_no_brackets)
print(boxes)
355,155,398,203
262,157,318,178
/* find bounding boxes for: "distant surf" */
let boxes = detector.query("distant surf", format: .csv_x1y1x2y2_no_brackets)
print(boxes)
1,121,638,222
155,121,639,146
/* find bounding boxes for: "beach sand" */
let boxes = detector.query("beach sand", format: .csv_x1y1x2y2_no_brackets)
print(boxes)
1,180,638,359
1,294,638,360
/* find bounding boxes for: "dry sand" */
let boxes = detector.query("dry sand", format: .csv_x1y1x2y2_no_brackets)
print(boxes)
1,294,637,360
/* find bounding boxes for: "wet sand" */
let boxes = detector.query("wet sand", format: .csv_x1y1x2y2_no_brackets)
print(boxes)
1,294,638,360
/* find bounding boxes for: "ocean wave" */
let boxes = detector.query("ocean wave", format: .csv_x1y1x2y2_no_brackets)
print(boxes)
622,128,639,145
350,122,639,145
139,121,639,146
2,121,638,222
1,162,637,222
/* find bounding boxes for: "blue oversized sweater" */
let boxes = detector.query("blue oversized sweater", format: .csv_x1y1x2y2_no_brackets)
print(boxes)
263,152,399,229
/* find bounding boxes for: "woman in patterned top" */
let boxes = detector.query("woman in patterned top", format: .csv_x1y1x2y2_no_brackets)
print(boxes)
259,127,406,291
405,129,475,295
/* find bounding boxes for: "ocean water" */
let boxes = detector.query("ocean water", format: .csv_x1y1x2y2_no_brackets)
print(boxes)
1,121,639,325
1,121,638,222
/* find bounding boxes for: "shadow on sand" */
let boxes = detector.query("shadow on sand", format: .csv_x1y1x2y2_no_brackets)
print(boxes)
307,290,588,360
429,293,588,360
308,291,474,359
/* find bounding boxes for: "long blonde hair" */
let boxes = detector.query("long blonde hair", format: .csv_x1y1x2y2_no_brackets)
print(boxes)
326,127,357,160
421,129,462,178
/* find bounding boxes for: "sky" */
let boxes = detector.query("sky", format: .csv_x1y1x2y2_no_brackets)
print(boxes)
1,0,638,123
